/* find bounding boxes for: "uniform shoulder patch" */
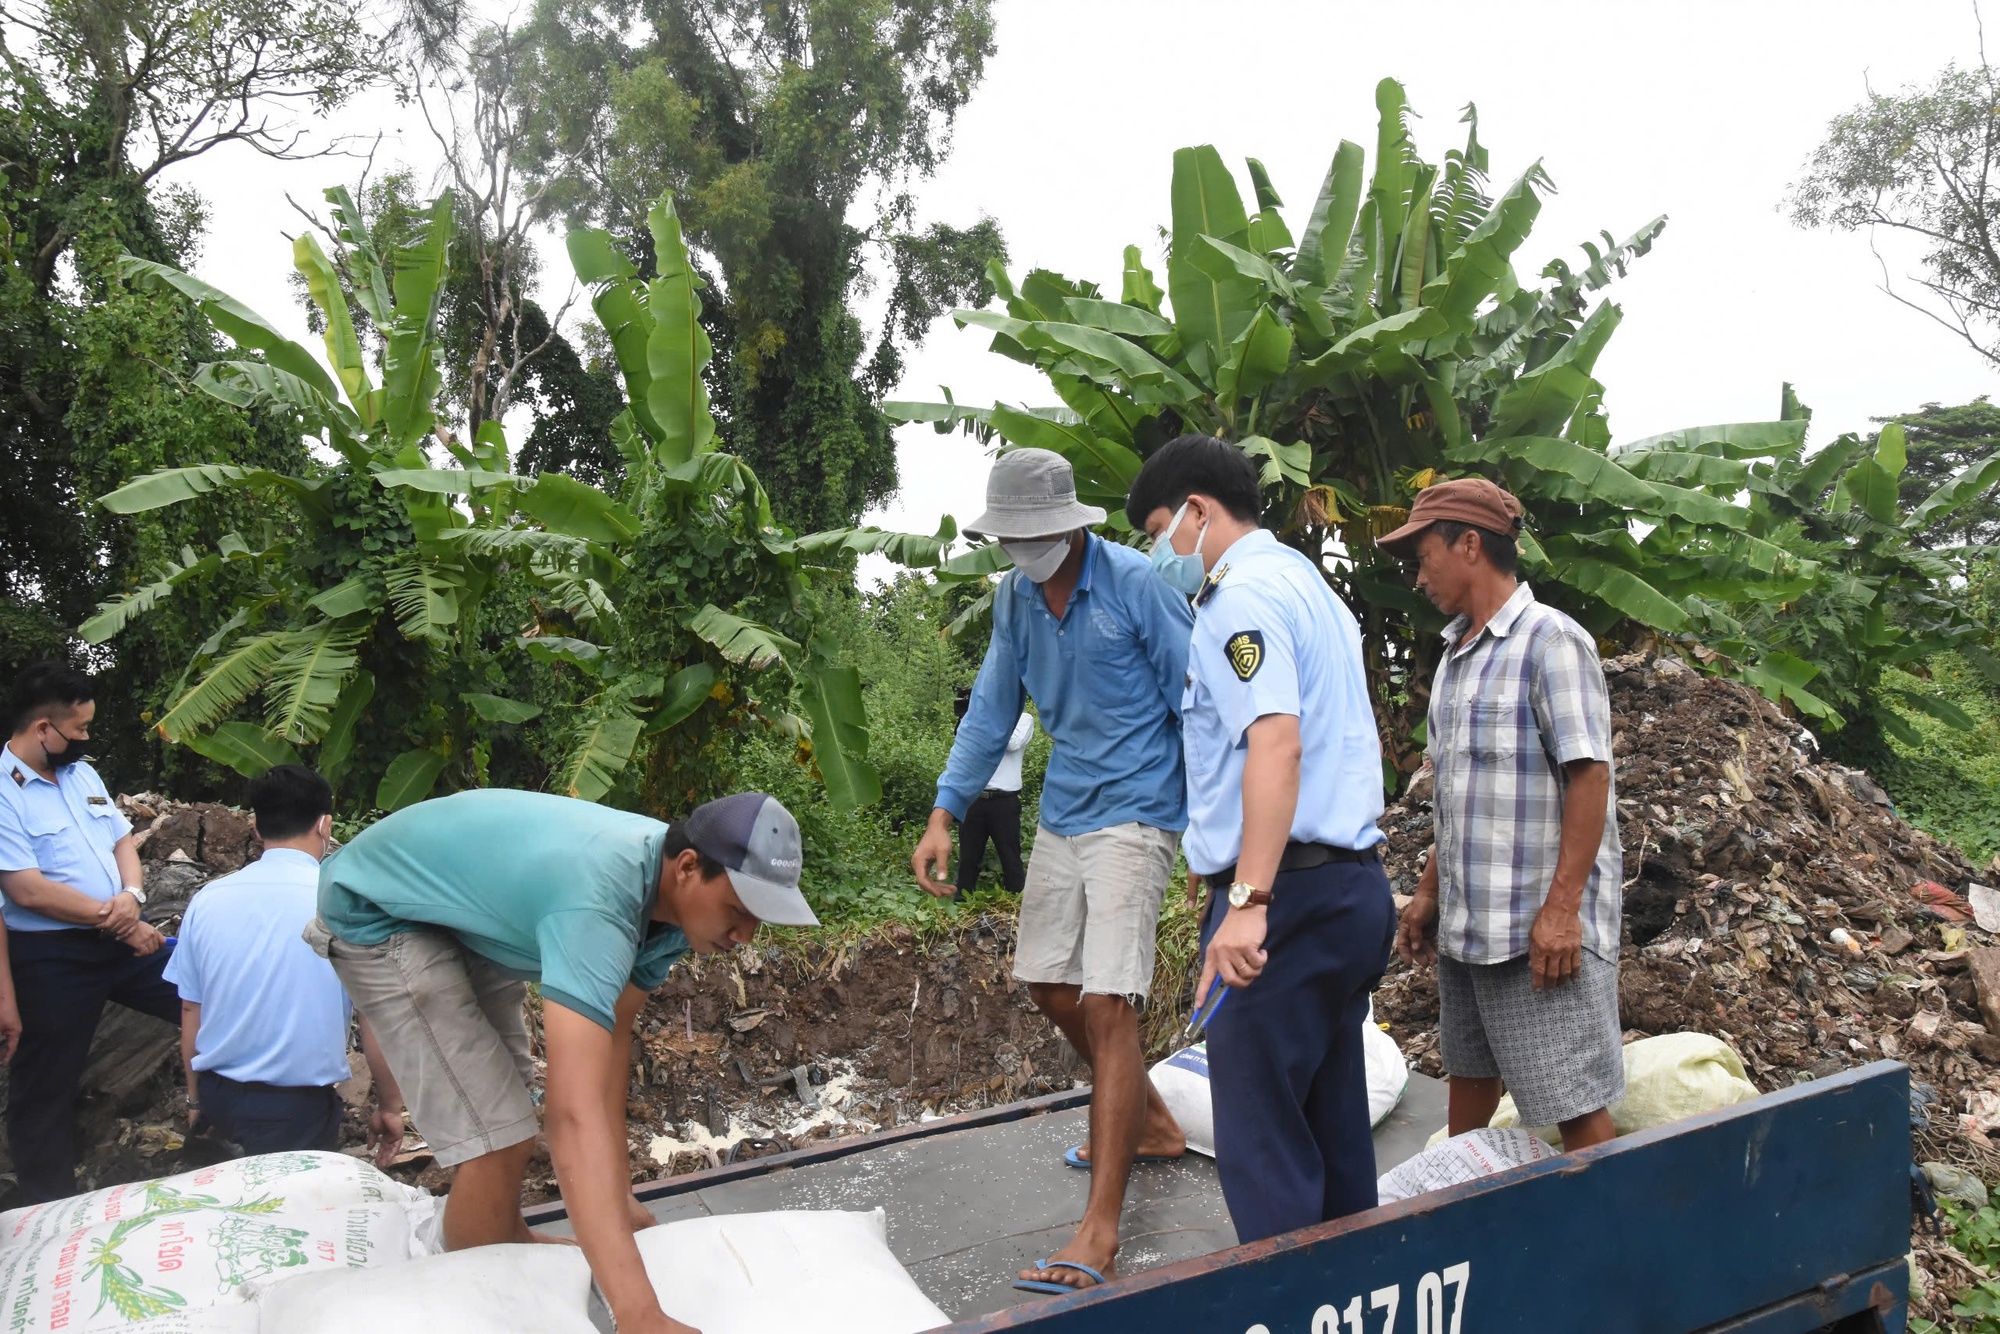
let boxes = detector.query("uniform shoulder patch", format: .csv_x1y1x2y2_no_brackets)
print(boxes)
1225,630,1265,681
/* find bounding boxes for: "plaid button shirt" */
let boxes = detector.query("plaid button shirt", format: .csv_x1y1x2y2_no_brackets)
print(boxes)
1427,583,1622,964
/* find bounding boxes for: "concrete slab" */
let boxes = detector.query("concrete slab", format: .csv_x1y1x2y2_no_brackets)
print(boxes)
550,1073,1448,1321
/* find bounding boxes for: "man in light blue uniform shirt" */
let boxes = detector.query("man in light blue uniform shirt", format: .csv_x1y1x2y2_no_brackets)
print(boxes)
911,448,1194,1296
1129,435,1396,1244
0,662,173,1205
165,765,403,1161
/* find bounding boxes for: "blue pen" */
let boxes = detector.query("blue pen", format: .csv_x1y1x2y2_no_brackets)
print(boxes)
1185,984,1230,1042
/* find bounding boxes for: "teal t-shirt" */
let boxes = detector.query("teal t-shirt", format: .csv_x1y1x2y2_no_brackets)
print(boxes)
318,789,688,1030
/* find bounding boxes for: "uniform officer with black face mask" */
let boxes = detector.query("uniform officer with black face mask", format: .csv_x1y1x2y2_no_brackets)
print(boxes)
0,661,178,1205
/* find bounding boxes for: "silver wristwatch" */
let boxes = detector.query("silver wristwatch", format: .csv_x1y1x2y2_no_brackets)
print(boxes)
121,884,148,907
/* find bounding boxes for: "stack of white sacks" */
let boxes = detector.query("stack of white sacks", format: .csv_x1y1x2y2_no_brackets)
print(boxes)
0,1152,947,1334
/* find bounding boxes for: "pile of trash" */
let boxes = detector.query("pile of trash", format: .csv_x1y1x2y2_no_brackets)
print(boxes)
1370,650,1996,1313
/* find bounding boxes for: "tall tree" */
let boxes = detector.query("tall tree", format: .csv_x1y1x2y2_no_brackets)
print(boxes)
1790,53,2000,368
507,0,1005,530
1872,398,2000,547
0,0,387,785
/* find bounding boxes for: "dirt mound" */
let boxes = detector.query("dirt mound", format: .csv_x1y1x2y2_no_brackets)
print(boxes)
122,794,261,876
1370,649,1992,1316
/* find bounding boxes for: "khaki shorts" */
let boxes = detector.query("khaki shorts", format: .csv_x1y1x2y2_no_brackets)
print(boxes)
304,918,537,1167
1011,822,1178,1003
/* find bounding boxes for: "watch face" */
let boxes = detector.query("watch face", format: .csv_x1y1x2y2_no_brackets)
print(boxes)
1228,882,1249,908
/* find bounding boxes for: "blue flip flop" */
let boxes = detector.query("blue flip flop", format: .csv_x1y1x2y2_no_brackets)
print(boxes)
1013,1259,1108,1296
1062,1145,1182,1170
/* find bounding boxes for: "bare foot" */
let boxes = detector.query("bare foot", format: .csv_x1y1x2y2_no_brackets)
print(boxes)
627,1193,657,1232
1019,1234,1118,1292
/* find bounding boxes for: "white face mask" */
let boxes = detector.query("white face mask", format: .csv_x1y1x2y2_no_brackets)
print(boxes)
1000,536,1071,583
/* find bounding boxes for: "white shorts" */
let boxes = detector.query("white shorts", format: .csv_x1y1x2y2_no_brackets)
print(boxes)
1011,822,1178,1002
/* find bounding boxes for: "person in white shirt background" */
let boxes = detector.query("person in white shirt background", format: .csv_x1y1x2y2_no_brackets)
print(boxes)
165,764,404,1164
953,703,1035,900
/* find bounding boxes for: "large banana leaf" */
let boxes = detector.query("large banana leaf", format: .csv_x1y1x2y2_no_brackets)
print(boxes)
316,670,375,785
156,630,291,742
645,663,718,736
1909,447,2000,530
1245,157,1294,253
80,548,223,644
377,748,448,811
195,361,364,448
1550,554,1689,631
1484,301,1622,438
98,464,312,516
116,257,340,401
293,232,376,418
1121,246,1165,313
688,606,800,669
955,312,1201,404
644,198,718,466
558,701,646,801
1296,141,1366,289
378,194,453,450
1167,145,1257,381
324,186,392,326
986,404,1141,499
1063,297,1173,338
795,656,882,812
786,518,956,567
569,228,669,445
1615,420,1809,460
264,622,364,743
383,561,462,645
462,692,542,724
1216,307,1294,407
373,467,523,494
181,722,300,778
1418,163,1547,335
516,474,642,544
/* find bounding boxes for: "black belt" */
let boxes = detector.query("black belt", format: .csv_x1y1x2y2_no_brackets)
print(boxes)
978,787,1018,799
1213,839,1381,885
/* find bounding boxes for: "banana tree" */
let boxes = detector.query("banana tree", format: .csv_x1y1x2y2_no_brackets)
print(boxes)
86,188,547,810
477,196,954,808
890,79,1825,778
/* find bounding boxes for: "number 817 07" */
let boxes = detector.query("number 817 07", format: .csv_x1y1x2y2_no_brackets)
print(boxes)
1244,1262,1470,1334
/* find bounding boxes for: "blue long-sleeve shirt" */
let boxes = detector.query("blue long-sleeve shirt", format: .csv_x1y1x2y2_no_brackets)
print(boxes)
937,536,1193,835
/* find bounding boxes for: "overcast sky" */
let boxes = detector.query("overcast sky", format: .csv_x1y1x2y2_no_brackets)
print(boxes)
170,0,1999,548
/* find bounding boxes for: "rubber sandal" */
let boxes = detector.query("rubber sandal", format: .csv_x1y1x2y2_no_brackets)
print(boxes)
1013,1258,1109,1295
1062,1145,1183,1170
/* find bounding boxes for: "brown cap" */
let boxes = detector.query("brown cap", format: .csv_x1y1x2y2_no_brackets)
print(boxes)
1376,477,1524,556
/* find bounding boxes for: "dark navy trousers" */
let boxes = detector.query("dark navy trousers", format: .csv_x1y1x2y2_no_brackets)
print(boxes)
6,928,180,1204
1200,856,1396,1244
195,1071,343,1157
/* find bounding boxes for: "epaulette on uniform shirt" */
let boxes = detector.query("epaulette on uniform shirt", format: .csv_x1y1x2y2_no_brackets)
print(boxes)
1193,562,1231,609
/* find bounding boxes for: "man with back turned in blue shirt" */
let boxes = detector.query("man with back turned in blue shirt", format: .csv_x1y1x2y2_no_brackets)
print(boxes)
911,448,1194,1295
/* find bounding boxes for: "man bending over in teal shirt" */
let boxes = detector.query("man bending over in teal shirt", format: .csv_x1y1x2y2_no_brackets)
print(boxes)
308,789,816,1334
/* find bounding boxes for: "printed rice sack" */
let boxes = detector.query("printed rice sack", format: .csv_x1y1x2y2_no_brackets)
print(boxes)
0,1153,437,1332
1150,1003,1410,1159
1376,1128,1558,1204
0,1153,428,1246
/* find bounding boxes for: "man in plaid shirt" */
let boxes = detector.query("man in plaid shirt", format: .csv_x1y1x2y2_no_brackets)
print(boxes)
1384,479,1623,1151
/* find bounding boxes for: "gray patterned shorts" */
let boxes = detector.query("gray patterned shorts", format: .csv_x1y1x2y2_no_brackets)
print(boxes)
1437,950,1624,1127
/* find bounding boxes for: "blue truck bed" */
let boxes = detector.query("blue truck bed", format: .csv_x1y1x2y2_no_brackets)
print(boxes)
527,1063,1911,1333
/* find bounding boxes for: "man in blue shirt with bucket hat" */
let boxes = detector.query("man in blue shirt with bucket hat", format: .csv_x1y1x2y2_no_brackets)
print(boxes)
309,787,816,1334
913,447,1194,1295
1129,435,1396,1244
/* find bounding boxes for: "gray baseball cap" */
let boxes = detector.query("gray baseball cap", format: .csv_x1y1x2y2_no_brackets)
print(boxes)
965,448,1108,539
679,792,818,927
